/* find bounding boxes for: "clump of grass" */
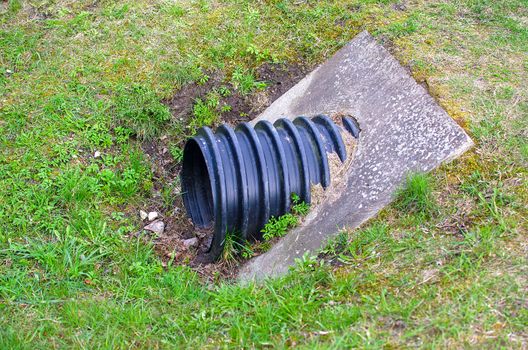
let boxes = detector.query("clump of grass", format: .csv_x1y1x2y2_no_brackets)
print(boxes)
7,0,22,14
395,172,437,216
221,232,238,263
114,84,171,140
221,232,254,264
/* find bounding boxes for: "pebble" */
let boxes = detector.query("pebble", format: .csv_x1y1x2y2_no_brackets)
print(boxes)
148,211,159,221
183,237,198,248
144,220,165,234
94,151,101,158
139,210,148,221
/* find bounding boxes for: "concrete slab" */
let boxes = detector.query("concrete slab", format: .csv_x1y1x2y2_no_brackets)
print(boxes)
238,31,473,281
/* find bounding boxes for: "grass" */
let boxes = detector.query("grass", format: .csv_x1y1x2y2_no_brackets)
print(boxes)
261,193,310,241
221,195,310,261
1,0,527,348
114,84,172,140
395,173,437,218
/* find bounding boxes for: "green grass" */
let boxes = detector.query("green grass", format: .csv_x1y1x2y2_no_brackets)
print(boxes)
395,173,437,218
1,0,527,348
114,84,172,140
261,194,310,241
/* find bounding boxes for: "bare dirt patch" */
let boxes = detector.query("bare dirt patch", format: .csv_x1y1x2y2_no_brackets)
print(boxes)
162,77,220,122
162,62,309,126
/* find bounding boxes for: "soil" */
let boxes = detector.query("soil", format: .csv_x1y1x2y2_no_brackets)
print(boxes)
162,62,309,126
162,76,222,121
141,62,310,281
254,62,309,112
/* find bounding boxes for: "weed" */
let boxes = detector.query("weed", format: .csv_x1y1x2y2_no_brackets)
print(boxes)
218,85,231,97
220,104,232,113
85,122,113,149
291,193,310,216
114,126,133,144
189,93,220,131
169,145,184,163
221,194,310,261
293,252,326,274
261,213,298,241
231,67,267,95
261,193,309,241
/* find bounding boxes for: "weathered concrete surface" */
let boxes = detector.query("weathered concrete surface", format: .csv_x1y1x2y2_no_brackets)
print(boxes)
238,31,473,281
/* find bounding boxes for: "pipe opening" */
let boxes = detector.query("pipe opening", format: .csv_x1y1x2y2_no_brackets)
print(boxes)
181,139,214,228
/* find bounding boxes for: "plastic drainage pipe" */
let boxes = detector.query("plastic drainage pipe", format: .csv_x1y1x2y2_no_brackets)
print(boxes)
181,115,360,262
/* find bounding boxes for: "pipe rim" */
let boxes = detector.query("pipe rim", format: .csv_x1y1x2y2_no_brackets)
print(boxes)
181,127,228,261
181,138,215,228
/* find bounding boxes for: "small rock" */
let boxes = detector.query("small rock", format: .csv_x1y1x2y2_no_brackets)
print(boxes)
139,210,148,221
162,147,168,154
94,151,101,158
144,220,165,234
183,237,198,248
148,211,159,221
392,2,407,11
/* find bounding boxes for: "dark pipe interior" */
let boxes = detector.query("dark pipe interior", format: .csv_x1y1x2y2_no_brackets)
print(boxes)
181,139,214,228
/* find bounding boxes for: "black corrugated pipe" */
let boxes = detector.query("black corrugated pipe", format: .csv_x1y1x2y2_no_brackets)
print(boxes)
181,115,360,262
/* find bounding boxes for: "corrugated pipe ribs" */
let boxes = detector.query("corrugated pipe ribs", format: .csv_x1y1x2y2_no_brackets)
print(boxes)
181,115,360,262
